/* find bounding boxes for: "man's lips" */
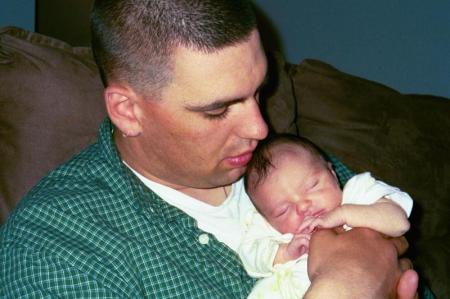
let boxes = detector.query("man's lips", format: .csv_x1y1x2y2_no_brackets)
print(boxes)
225,151,253,167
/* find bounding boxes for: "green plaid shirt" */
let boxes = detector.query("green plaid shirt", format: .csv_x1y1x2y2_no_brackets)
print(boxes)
1,119,354,298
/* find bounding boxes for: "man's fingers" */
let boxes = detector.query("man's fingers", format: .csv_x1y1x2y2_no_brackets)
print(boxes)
317,229,409,255
398,258,413,272
396,269,419,299
311,227,338,240
332,226,347,234
388,236,409,255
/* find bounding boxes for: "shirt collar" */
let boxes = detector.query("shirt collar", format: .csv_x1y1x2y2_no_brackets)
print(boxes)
97,118,197,226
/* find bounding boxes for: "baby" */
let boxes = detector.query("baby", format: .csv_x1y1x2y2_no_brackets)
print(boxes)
239,134,413,298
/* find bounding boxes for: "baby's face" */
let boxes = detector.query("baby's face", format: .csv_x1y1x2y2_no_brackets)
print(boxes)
250,145,342,234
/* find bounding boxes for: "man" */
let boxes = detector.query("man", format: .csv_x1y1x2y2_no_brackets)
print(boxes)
1,0,418,298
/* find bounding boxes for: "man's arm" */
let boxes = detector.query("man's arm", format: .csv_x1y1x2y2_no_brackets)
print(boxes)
304,227,418,299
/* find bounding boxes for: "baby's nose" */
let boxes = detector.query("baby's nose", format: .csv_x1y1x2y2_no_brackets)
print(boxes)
297,200,312,214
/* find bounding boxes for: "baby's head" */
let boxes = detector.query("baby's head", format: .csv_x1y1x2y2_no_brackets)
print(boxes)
245,134,342,234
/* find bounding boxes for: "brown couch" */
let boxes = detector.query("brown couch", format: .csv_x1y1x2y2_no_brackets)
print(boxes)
0,27,448,298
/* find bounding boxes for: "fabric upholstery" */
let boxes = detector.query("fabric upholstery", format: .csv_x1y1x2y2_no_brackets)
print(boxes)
0,27,106,223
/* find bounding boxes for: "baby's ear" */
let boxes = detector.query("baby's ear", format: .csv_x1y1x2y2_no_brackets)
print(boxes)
327,162,338,180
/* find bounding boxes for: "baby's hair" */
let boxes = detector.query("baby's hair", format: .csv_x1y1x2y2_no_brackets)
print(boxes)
245,133,328,192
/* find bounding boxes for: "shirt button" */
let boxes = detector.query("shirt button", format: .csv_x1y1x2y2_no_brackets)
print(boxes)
198,233,209,245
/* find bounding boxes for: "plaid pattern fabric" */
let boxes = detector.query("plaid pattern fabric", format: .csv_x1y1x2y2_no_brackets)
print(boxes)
0,118,434,298
327,154,355,187
1,119,255,298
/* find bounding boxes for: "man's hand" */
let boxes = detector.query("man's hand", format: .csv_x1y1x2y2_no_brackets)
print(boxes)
305,227,418,299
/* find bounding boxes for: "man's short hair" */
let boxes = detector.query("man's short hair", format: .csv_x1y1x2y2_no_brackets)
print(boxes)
90,0,257,96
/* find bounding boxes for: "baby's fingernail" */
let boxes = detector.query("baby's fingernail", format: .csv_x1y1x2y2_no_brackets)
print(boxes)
300,245,306,254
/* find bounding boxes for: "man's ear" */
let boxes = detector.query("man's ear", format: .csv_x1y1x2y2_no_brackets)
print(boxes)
104,84,142,137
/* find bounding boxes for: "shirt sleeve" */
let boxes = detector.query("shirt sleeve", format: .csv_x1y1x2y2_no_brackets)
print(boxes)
237,210,293,278
342,172,413,217
1,245,128,298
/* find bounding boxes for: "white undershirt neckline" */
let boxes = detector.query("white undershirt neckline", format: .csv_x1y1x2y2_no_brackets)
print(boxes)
125,163,255,251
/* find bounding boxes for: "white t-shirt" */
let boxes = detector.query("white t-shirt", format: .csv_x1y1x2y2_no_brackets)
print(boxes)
127,166,254,251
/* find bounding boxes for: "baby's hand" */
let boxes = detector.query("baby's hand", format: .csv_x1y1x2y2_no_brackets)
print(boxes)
298,216,319,234
275,233,311,265
285,233,310,260
299,208,347,233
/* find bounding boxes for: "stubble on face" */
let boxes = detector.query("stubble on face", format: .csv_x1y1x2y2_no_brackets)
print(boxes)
120,30,268,195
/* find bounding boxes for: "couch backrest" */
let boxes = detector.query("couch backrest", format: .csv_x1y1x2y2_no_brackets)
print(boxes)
0,27,106,222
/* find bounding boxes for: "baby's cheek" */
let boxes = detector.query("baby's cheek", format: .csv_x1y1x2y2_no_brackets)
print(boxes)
271,219,286,233
286,216,303,234
332,196,342,209
274,219,293,234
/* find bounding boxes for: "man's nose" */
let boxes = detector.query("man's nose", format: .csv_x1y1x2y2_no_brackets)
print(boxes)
237,98,268,141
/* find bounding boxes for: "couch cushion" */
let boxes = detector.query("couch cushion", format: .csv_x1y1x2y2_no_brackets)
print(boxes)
262,51,298,135
286,59,450,298
0,27,106,223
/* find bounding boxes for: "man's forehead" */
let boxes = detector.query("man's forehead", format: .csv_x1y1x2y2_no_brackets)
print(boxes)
166,30,267,106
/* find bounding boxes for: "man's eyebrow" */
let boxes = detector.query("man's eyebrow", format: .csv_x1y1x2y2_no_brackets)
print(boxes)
185,98,243,112
185,72,268,112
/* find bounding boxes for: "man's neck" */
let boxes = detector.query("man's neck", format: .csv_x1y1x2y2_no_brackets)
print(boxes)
116,133,233,206
179,185,232,206
122,160,232,206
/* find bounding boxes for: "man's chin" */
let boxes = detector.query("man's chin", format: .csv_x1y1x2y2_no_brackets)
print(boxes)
214,167,246,186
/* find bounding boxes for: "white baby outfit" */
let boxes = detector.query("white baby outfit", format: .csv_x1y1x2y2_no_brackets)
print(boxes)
238,172,413,299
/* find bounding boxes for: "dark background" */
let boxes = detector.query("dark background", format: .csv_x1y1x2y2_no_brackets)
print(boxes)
1,0,449,98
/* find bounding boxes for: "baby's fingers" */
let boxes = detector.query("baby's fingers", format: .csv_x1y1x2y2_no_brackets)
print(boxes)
315,211,346,229
298,217,318,233
288,234,311,258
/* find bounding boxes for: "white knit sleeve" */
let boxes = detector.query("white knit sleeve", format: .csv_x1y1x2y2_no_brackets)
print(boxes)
342,172,413,217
